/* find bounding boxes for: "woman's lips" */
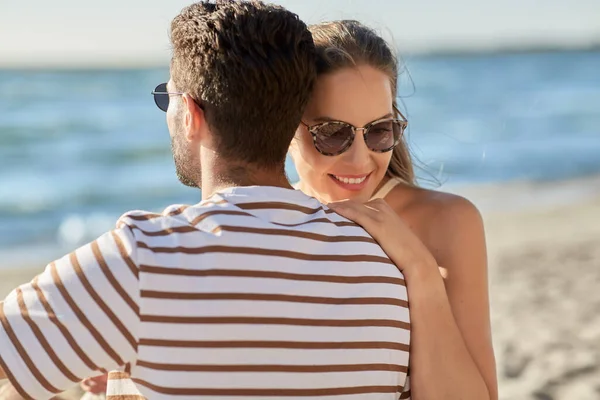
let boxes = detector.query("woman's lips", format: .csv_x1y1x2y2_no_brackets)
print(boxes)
328,173,372,191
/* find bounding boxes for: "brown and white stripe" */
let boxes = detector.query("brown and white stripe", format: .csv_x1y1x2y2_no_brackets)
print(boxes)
0,186,410,399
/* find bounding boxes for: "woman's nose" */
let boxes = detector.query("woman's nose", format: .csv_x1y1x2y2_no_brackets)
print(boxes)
342,128,371,164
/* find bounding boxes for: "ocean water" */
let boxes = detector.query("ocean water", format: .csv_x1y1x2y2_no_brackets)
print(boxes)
1,50,599,266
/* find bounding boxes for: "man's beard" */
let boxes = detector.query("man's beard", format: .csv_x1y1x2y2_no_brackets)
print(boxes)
171,131,200,189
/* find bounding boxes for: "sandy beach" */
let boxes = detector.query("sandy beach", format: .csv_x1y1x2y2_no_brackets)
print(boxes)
1,177,599,400
483,189,600,399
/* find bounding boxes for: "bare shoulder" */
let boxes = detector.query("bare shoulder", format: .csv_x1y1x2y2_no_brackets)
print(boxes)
386,184,485,263
390,184,482,227
422,188,482,228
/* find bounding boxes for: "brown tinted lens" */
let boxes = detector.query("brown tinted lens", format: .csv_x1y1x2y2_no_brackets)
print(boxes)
365,120,402,152
313,123,354,155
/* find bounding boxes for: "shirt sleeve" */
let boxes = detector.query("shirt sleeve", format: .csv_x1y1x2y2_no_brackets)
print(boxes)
0,225,140,400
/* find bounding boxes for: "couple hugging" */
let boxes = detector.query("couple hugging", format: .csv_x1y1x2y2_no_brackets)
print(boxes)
0,1,496,399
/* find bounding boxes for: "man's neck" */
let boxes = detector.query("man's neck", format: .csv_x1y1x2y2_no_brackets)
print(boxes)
201,162,292,200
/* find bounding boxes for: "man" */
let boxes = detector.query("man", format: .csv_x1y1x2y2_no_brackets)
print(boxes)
0,1,410,399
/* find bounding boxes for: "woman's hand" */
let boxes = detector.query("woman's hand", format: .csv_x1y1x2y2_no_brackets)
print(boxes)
330,197,496,400
328,198,438,280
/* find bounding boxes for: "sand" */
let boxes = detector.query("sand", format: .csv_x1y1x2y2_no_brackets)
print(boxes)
1,177,598,400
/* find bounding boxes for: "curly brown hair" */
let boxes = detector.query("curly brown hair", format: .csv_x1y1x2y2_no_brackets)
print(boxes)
170,0,317,168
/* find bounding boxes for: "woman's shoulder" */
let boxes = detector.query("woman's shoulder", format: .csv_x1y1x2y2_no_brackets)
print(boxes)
387,184,485,260
390,184,481,221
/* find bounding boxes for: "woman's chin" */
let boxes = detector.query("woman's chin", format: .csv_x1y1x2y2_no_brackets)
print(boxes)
328,191,373,204
299,178,375,204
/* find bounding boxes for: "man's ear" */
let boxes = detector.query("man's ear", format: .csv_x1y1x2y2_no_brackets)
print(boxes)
182,94,206,142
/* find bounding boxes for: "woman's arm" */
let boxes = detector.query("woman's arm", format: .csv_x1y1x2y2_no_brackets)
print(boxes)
328,198,497,400
428,196,497,400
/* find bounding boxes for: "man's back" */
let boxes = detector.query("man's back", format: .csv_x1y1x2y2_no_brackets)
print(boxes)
0,186,409,399
120,186,409,398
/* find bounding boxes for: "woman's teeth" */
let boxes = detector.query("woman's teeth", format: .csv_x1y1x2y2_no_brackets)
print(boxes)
332,175,367,184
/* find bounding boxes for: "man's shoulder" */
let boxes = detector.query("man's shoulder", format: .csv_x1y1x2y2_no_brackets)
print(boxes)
116,204,191,227
114,199,243,233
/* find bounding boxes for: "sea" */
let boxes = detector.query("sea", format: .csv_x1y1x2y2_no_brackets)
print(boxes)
1,50,599,267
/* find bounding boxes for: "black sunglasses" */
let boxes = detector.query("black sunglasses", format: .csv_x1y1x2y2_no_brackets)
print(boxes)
300,107,408,156
151,82,203,112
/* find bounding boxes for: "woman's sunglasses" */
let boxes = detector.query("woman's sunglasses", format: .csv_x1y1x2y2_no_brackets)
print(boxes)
301,107,408,156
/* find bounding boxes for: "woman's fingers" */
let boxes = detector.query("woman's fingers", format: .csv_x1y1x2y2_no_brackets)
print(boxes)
328,198,430,273
328,198,397,232
327,200,381,227
365,198,394,213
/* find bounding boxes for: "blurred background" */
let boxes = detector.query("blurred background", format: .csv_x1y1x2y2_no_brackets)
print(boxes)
0,0,599,399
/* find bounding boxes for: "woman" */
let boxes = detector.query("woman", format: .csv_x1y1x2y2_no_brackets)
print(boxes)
290,20,497,400
83,20,497,400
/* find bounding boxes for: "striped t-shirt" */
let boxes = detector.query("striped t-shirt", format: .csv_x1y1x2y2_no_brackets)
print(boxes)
0,186,410,399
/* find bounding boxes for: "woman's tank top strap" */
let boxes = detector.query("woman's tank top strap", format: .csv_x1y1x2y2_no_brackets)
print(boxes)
370,177,402,200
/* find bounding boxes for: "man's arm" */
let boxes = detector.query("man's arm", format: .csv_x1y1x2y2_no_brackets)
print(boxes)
0,225,141,400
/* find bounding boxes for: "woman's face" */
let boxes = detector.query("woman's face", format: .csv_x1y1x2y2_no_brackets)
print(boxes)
290,64,395,204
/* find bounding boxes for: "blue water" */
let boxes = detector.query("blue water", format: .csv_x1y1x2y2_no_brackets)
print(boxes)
1,51,599,263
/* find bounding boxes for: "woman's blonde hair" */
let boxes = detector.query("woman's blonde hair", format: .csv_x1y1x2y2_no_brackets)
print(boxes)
309,20,415,185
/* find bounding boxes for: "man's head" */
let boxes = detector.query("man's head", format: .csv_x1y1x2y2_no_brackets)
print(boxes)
166,0,317,188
